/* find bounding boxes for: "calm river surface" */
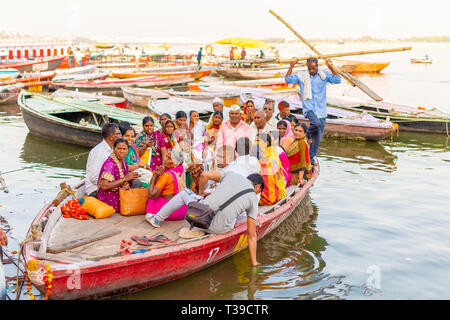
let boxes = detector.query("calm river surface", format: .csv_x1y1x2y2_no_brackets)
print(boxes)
0,42,449,300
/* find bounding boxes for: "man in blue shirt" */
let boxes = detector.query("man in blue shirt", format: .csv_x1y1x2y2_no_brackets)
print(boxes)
197,47,203,65
285,57,341,164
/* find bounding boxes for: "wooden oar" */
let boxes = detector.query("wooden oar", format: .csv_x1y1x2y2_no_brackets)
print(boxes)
269,9,383,102
220,46,412,65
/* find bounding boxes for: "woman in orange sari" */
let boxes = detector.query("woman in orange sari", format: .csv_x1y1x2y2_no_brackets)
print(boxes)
285,123,312,186
251,132,287,206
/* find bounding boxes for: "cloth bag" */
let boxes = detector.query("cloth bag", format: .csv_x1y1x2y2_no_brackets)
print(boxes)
119,188,149,216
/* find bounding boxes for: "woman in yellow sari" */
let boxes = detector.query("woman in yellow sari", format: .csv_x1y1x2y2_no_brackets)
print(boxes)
251,132,286,206
285,123,312,186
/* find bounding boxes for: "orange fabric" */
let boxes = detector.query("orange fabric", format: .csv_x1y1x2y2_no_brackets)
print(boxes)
259,155,287,206
155,172,175,196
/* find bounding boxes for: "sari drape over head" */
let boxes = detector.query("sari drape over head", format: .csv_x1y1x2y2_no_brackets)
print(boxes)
286,137,312,184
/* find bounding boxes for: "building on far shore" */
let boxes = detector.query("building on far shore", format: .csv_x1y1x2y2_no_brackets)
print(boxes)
0,38,72,64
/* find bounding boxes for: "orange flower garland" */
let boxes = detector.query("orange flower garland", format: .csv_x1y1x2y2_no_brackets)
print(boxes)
61,199,89,220
24,259,53,300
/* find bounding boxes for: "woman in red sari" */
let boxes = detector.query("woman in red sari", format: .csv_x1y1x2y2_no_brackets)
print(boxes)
161,119,177,152
285,123,312,186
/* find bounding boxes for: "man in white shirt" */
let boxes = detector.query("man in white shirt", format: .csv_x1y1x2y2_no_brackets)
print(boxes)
84,123,121,197
74,48,84,67
250,110,270,142
263,100,278,131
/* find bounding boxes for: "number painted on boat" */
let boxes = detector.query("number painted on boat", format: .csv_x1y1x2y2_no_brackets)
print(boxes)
207,247,220,263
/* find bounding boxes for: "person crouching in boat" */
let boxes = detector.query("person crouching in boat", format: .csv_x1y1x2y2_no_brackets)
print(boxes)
135,116,166,171
146,149,187,221
98,138,140,212
284,123,312,186
85,123,122,198
252,132,287,206
147,170,265,267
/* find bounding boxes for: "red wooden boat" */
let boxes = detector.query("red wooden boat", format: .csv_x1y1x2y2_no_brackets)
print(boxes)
0,57,65,73
0,71,56,86
23,163,319,299
112,69,212,80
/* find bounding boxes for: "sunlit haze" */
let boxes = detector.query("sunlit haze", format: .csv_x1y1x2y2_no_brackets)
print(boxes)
1,0,449,42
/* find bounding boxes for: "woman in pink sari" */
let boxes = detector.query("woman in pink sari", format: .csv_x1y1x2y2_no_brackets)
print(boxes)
98,138,140,212
145,149,187,221
278,120,295,152
269,129,292,187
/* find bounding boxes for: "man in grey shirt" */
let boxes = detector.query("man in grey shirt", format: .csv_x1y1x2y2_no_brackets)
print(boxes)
146,171,264,266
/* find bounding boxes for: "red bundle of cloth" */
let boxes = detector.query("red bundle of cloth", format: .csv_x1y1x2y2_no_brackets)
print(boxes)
61,199,90,220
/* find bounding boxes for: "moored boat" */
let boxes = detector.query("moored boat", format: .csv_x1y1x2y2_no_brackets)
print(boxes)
148,96,213,121
410,57,432,64
337,59,390,73
52,89,129,109
327,94,450,134
22,162,319,299
52,71,110,82
17,91,145,147
112,69,212,80
55,65,97,76
55,75,193,90
0,68,20,80
0,85,21,104
0,57,65,73
121,86,170,108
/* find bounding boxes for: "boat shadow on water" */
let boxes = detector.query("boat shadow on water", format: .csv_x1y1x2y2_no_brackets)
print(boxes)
20,133,89,171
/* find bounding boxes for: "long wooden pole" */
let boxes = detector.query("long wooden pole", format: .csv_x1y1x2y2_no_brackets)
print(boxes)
269,9,383,102
220,46,412,65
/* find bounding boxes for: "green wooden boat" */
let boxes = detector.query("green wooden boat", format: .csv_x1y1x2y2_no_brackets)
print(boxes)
18,91,148,147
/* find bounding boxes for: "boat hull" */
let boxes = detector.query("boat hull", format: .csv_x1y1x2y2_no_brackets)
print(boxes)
339,60,390,73
23,165,319,300
20,105,102,147
0,57,65,73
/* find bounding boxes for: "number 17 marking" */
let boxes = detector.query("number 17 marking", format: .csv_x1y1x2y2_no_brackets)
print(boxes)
207,247,220,263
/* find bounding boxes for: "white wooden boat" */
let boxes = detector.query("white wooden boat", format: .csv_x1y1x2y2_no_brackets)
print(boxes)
52,89,129,109
121,86,170,108
52,71,110,82
55,65,97,76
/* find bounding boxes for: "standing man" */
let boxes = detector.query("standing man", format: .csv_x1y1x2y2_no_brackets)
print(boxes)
215,105,253,152
68,47,74,68
74,48,83,67
85,123,122,197
197,47,203,66
241,47,246,60
229,47,234,61
285,57,341,164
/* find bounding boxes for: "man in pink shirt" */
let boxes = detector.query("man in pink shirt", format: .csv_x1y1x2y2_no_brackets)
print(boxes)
216,105,253,152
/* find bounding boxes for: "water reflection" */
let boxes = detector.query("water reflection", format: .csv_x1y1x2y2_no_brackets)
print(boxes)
118,194,338,300
383,131,450,152
319,138,397,173
20,133,89,171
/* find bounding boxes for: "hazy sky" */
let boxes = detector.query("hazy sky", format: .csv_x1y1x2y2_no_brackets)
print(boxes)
1,0,449,42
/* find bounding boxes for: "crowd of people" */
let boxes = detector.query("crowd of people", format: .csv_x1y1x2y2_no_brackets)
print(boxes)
83,94,315,266
68,57,339,269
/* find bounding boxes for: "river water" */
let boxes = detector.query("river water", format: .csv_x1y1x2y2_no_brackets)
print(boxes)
0,42,449,300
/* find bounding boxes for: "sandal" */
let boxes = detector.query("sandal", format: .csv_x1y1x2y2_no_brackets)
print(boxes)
146,234,171,243
131,235,154,246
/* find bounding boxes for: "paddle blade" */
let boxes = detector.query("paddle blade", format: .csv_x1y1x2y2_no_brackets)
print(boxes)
339,70,383,102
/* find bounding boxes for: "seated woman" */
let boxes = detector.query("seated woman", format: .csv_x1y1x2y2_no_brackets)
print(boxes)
205,110,223,152
268,130,292,187
285,123,312,186
277,119,294,151
120,125,148,171
242,100,256,125
161,119,177,153
98,138,140,212
135,116,166,171
146,149,187,221
251,133,287,206
188,110,209,163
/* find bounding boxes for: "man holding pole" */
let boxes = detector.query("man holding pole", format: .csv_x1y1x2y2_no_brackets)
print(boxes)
285,58,341,164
